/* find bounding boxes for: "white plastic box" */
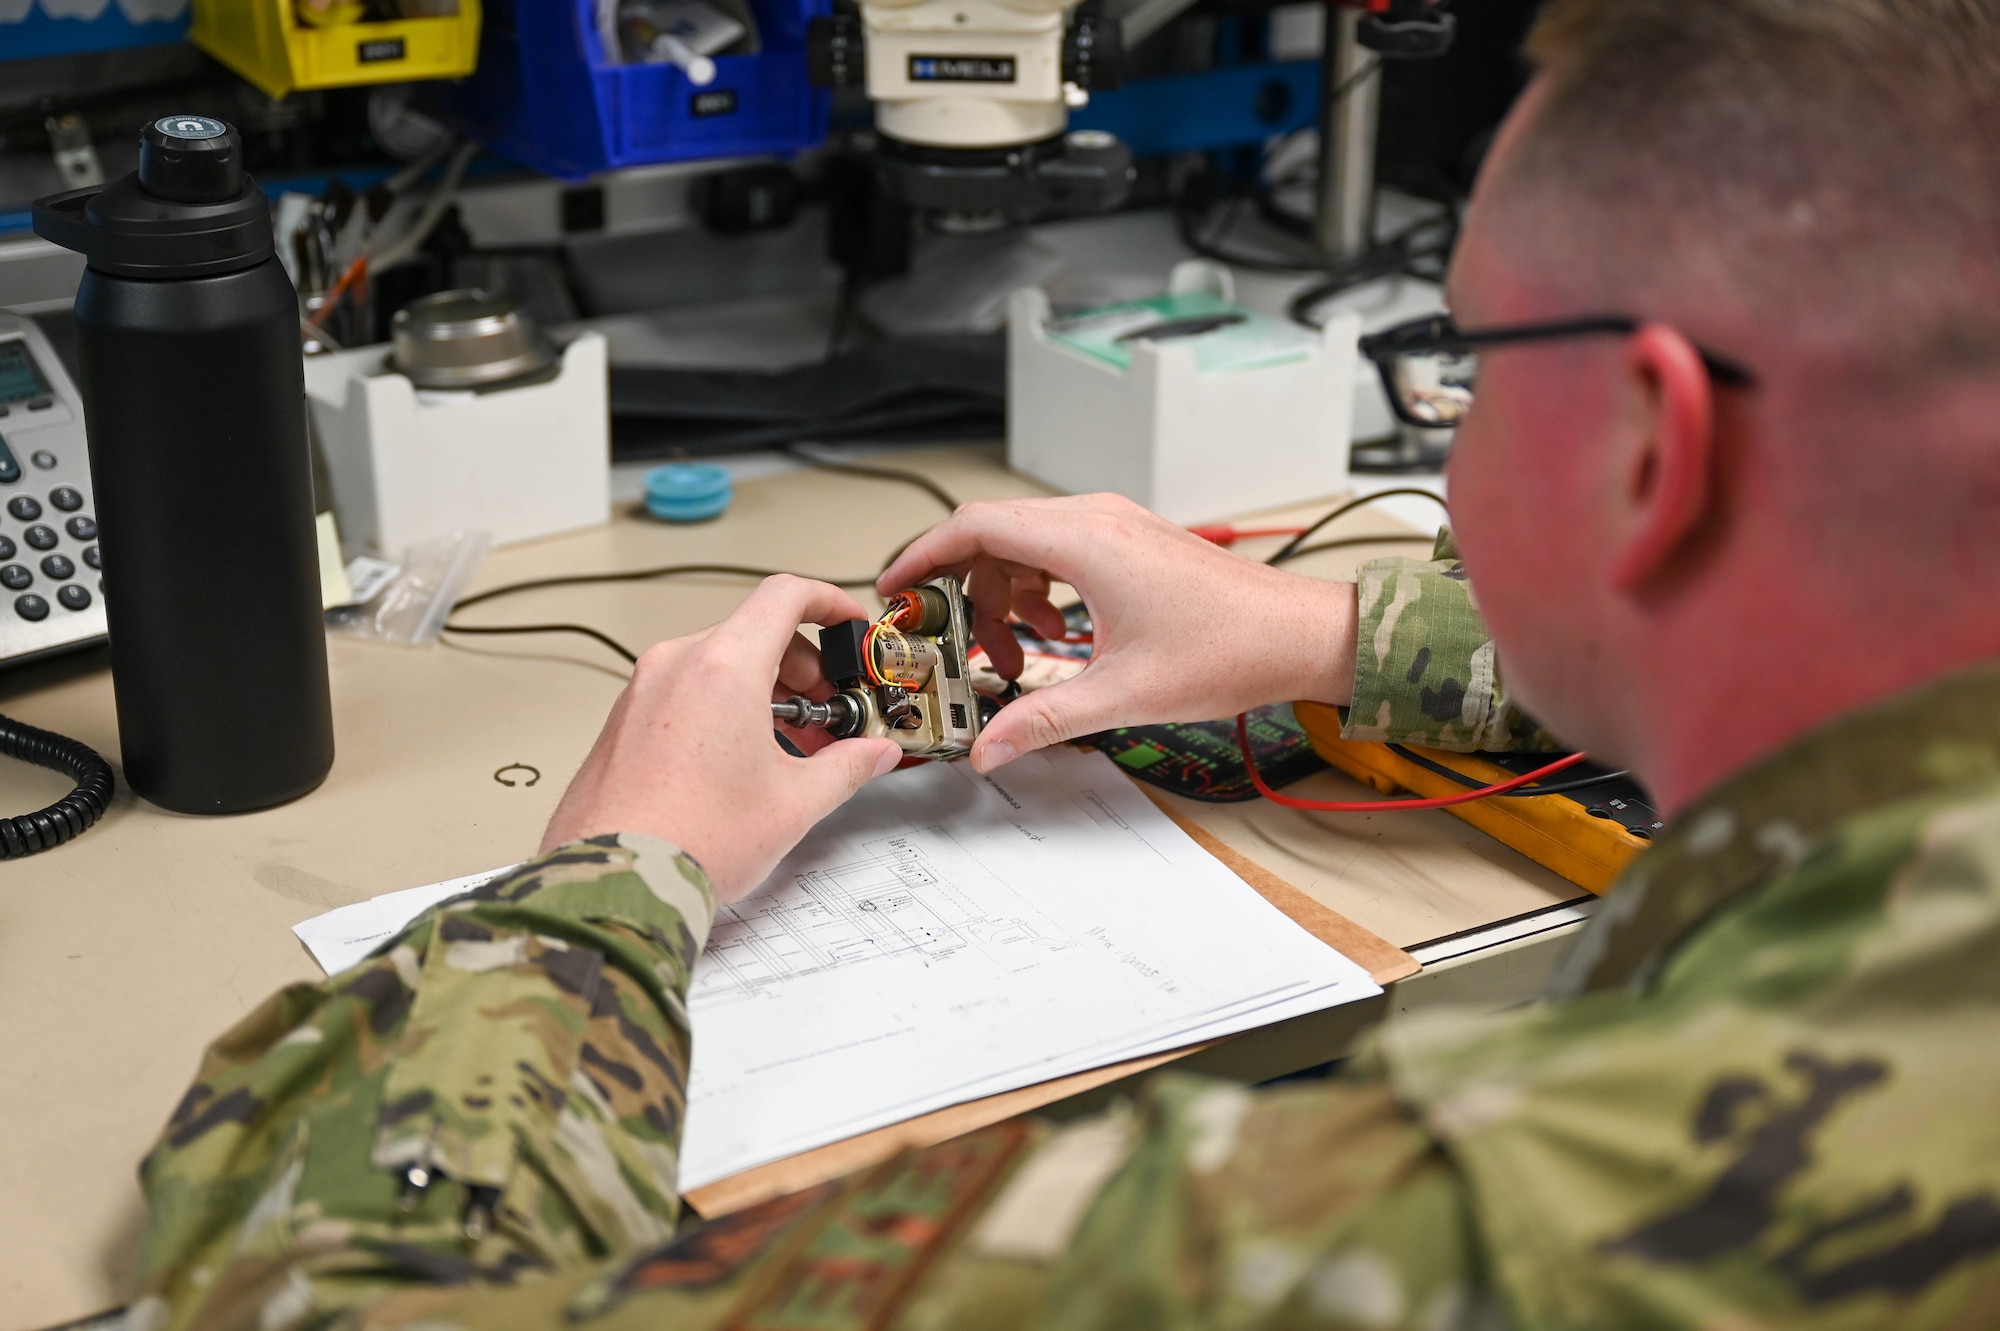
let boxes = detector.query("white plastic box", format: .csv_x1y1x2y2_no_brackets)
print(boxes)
304,331,611,556
1008,261,1359,524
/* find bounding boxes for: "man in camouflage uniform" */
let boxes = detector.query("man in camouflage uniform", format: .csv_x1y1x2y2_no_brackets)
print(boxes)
128,1,2000,1327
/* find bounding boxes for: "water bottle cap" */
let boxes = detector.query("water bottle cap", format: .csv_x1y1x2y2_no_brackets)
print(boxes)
140,116,244,204
30,115,274,280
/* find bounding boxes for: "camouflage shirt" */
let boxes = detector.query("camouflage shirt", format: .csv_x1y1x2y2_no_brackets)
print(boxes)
1345,530,1559,752
128,615,2000,1328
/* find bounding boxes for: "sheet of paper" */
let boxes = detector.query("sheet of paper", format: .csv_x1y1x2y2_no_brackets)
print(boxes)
677,747,1378,1186
291,747,1382,1191
294,868,511,973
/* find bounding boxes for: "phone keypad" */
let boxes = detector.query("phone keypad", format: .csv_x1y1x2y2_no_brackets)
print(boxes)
0,486,99,619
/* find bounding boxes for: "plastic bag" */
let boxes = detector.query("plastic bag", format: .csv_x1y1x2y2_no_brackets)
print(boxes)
328,530,490,646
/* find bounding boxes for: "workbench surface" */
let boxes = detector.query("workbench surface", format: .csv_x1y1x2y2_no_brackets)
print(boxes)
0,445,1577,1328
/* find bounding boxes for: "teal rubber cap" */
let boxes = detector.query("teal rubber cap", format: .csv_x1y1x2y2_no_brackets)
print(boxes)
644,463,733,522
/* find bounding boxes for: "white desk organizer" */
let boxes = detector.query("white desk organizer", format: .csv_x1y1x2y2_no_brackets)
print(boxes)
304,331,611,556
1008,261,1360,524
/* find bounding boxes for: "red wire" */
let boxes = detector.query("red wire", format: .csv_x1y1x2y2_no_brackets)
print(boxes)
1234,713,1591,811
1187,524,1310,546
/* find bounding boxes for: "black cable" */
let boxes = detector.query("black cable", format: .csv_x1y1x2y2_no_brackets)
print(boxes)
783,444,962,513
1176,194,1329,275
440,621,641,664
1286,207,1459,328
1174,63,1388,275
1386,743,1634,799
1179,196,1455,292
1325,56,1383,110
1266,488,1451,565
1265,532,1437,566
452,563,881,615
1252,185,1314,240
445,565,877,668
0,711,115,859
447,454,959,652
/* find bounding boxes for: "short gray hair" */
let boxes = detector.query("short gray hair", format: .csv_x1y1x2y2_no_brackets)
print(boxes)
1498,0,2000,375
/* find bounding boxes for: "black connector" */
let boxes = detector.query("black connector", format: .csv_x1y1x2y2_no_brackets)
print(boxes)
819,619,871,687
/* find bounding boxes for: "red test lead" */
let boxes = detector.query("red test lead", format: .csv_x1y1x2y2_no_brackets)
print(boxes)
1234,713,1591,812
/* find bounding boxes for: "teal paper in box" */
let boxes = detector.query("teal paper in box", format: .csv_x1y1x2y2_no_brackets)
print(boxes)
1008,260,1358,523
1044,291,1320,375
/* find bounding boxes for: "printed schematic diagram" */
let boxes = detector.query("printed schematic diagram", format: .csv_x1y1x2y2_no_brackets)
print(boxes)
693,831,1077,1005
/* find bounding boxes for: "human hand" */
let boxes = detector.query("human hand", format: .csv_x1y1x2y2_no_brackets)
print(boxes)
540,576,904,905
878,494,1358,772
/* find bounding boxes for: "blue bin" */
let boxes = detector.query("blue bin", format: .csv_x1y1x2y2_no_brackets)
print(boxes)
0,0,188,59
442,0,829,180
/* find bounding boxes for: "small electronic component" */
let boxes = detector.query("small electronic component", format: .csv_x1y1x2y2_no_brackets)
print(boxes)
772,576,986,760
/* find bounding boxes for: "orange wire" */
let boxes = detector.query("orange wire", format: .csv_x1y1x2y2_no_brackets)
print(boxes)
861,620,889,686
309,254,369,329
1234,713,1591,811
883,589,924,630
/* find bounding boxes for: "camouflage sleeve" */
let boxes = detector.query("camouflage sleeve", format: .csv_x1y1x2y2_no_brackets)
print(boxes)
1344,527,1563,752
1038,1070,1494,1330
128,834,715,1331
272,1071,1489,1331
127,839,1488,1331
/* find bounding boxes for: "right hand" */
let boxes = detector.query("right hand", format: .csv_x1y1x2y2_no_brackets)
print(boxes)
539,575,904,904
879,494,1359,772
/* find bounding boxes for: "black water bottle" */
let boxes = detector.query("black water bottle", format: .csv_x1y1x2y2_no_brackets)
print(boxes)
32,116,333,813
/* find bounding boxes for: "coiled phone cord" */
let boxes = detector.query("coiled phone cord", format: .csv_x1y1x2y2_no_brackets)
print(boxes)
0,711,114,858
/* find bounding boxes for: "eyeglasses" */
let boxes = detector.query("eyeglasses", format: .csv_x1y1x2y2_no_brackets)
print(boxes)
1358,314,1757,430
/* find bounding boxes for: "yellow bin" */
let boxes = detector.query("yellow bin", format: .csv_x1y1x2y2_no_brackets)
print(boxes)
190,0,481,98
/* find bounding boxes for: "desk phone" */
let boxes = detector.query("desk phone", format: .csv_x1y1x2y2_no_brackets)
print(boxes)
0,313,107,666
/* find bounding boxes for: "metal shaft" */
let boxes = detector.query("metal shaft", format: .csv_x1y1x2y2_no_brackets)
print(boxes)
772,695,863,737
1314,7,1381,260
773,697,835,727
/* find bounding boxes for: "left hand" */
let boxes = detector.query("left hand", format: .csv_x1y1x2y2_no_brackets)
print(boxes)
540,576,904,904
877,494,1358,772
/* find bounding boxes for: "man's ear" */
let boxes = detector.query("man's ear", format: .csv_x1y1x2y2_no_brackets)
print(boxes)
1607,324,1719,593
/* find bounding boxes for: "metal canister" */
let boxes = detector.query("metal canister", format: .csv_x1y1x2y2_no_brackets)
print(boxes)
865,623,940,688
883,585,951,634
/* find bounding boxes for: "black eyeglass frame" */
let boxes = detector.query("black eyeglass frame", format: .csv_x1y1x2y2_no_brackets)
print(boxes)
1358,314,1757,430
